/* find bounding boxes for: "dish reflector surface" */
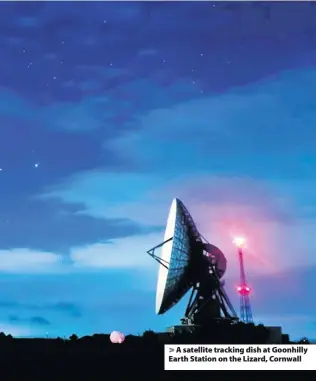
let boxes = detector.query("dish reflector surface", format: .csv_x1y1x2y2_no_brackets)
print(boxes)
156,198,201,315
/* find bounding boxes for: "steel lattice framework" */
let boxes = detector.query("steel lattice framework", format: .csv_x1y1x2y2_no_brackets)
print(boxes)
237,247,253,324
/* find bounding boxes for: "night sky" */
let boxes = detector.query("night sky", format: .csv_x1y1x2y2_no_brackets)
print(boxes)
0,1,316,340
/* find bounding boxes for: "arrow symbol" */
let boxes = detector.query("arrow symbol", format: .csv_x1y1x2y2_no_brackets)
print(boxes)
169,348,174,353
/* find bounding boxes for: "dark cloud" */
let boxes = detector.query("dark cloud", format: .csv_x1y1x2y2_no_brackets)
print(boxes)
0,2,314,104
8,315,50,326
1,301,81,319
0,2,314,183
0,111,150,253
0,196,158,252
30,316,50,325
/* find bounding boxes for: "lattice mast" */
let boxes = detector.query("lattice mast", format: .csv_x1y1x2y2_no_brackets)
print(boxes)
233,238,253,323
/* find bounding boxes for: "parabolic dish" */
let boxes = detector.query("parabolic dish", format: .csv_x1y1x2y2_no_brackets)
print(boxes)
155,198,201,315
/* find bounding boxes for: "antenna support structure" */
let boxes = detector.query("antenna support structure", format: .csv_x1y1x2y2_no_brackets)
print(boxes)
147,237,237,325
236,246,253,324
147,198,238,330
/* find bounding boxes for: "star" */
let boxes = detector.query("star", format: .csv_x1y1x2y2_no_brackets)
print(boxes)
34,163,40,168
0,168,2,172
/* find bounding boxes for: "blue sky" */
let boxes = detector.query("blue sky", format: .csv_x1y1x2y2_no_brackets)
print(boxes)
0,1,316,340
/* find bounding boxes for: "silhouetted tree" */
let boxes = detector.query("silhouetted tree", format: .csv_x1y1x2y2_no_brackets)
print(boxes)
255,324,269,344
142,330,158,342
69,334,78,341
125,334,142,345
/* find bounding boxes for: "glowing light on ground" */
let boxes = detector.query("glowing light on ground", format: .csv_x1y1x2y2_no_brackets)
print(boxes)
110,331,125,344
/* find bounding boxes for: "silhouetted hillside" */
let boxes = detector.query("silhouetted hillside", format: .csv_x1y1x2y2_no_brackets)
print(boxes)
0,322,309,379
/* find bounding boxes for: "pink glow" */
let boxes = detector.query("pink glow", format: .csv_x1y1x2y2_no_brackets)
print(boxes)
110,331,125,344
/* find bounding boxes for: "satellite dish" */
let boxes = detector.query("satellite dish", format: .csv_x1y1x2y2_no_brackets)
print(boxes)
147,198,237,326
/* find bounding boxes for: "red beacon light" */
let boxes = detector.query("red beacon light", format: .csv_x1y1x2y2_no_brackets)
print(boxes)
236,285,251,295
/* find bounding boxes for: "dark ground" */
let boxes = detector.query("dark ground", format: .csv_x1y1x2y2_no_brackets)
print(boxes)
0,324,312,380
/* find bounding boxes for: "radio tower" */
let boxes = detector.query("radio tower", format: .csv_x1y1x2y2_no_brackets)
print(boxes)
233,237,253,324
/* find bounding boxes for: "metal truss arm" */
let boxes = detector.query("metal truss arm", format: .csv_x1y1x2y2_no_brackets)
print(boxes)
147,237,173,269
208,261,238,319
